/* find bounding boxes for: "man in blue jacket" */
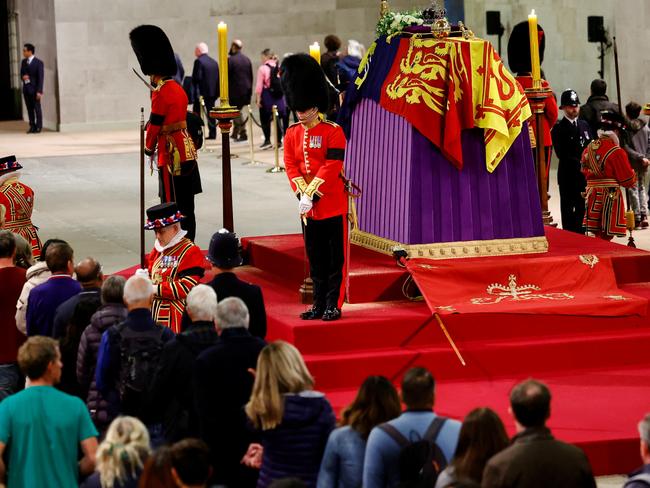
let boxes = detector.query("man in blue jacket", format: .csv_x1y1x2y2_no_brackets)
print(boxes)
192,42,219,139
20,43,44,134
363,367,461,488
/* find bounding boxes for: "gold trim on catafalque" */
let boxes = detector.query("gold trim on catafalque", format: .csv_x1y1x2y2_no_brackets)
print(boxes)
350,229,549,259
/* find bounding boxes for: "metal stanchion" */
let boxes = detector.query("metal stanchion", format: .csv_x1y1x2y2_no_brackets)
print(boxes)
267,104,285,173
199,96,214,153
245,105,261,166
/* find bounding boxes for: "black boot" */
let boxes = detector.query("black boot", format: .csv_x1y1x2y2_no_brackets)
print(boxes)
300,305,324,320
322,306,341,321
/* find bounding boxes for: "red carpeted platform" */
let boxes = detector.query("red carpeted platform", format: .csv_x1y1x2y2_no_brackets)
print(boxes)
237,227,650,476
119,228,650,475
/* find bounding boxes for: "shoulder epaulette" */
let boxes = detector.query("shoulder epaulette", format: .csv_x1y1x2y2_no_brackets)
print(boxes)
322,120,340,128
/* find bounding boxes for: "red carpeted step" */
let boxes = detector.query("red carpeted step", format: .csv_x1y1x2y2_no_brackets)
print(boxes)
242,234,408,303
237,266,650,356
320,366,650,476
304,328,650,390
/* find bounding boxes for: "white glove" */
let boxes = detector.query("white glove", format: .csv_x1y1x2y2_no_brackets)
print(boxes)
299,194,313,215
134,268,150,279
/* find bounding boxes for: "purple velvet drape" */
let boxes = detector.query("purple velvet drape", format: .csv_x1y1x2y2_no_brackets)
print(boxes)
345,98,545,244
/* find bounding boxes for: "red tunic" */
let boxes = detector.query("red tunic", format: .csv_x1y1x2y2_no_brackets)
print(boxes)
517,76,558,148
145,78,197,200
0,176,42,259
147,237,206,333
284,119,348,219
581,136,636,237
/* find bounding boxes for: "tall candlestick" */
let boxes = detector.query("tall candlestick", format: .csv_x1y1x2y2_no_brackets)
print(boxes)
528,9,541,88
218,21,229,105
309,42,321,64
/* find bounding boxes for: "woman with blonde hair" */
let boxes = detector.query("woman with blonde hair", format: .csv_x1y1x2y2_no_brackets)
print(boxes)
244,341,336,487
81,416,151,488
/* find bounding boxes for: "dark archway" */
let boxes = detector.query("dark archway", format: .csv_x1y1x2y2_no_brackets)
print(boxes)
0,0,21,120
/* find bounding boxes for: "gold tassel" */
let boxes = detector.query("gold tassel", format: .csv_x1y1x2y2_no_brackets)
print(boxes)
626,209,636,231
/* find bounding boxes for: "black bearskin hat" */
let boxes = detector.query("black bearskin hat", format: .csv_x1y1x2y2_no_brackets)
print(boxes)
129,25,177,77
507,21,546,75
280,54,329,113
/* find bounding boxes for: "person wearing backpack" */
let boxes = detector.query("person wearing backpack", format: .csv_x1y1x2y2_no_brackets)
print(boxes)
363,367,461,488
624,413,650,488
256,49,286,149
95,274,174,445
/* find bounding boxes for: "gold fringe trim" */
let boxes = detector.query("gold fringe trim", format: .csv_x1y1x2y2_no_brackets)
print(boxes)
351,229,549,259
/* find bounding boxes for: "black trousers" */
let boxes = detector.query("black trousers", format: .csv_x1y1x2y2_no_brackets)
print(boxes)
23,92,42,130
303,215,345,309
158,160,202,241
559,185,585,234
259,107,283,144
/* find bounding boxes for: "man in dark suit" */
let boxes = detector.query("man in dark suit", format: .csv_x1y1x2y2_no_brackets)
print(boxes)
192,42,219,139
20,43,44,134
482,379,596,488
551,89,592,234
206,229,266,339
228,39,253,141
194,297,265,488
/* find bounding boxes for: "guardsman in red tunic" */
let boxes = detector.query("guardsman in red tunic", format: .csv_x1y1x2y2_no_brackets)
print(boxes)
581,111,636,240
130,25,202,241
0,155,42,258
507,22,558,178
141,202,206,333
281,54,348,321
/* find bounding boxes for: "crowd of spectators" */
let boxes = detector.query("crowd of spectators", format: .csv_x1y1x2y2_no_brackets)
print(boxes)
0,222,648,487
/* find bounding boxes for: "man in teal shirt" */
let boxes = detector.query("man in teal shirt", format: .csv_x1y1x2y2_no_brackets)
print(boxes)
0,336,98,487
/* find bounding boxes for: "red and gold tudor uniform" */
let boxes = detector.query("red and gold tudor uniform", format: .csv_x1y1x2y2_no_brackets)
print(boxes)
284,118,348,314
581,135,636,239
144,203,205,334
0,156,42,258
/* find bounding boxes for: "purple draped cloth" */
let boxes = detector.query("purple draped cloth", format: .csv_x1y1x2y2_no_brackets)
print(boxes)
345,98,544,244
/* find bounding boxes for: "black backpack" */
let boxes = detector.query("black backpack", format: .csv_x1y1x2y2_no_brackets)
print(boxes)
266,63,283,99
379,417,448,488
117,323,165,416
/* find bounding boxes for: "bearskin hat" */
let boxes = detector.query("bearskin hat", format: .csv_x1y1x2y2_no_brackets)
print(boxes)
600,110,627,132
507,21,546,75
129,25,177,77
280,54,329,113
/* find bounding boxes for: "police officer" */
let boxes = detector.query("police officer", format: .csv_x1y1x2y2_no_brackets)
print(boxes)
551,89,592,234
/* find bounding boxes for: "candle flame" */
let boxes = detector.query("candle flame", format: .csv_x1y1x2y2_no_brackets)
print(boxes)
530,9,536,16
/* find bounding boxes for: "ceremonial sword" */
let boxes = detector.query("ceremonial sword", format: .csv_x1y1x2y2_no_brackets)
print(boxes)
132,68,154,92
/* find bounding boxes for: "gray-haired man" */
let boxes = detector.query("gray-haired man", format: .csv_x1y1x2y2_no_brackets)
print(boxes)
149,284,220,442
195,297,266,487
625,413,650,487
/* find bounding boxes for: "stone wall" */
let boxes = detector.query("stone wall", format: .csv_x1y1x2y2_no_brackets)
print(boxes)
51,0,429,131
16,0,58,130
15,0,650,130
465,0,650,113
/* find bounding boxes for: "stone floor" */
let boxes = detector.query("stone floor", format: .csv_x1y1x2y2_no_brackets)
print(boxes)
0,120,639,485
